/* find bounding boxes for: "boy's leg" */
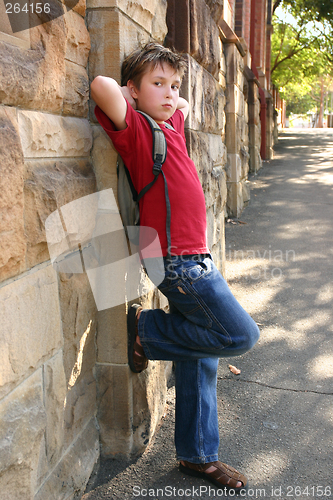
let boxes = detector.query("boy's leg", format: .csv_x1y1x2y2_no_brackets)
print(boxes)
138,255,260,361
174,357,219,463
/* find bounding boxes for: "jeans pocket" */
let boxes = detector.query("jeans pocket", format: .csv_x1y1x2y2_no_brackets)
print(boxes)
182,260,211,282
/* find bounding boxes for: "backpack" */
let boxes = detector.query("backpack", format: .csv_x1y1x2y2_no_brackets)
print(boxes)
117,110,175,258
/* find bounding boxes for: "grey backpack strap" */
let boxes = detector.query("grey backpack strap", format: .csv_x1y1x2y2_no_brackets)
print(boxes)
137,111,174,260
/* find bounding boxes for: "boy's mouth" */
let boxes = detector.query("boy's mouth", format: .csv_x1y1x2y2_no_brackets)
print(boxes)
162,104,172,108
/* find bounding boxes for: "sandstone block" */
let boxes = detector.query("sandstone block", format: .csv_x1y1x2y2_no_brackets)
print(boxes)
227,180,249,218
0,265,63,400
0,15,66,112
18,110,93,158
58,272,97,383
186,130,227,212
91,125,118,192
63,60,89,117
182,56,225,134
207,208,225,272
64,370,97,448
205,0,223,23
0,369,46,499
24,159,96,268
96,363,133,456
224,43,245,87
0,106,26,282
86,0,167,42
189,0,221,79
64,9,90,67
88,9,150,85
96,361,168,457
43,351,67,469
132,361,168,453
96,304,127,364
73,0,87,16
35,418,99,500
226,153,242,183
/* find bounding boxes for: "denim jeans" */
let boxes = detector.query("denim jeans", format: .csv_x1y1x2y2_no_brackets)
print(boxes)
137,254,260,464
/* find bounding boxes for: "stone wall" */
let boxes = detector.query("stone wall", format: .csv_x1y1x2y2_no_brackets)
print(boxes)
0,4,99,499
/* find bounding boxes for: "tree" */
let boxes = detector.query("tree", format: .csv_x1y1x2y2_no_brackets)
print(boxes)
273,0,333,25
271,5,333,125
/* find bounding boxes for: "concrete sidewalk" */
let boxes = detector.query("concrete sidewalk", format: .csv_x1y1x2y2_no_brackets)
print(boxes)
83,129,333,500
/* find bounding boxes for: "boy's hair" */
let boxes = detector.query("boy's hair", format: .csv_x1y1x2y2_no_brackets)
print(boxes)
121,42,187,88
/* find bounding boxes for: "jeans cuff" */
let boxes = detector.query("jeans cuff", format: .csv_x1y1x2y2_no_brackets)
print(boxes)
177,454,219,464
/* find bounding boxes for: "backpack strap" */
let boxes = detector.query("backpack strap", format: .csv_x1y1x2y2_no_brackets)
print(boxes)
136,111,175,260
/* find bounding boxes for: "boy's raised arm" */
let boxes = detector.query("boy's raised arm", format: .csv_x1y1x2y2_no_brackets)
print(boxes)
177,97,189,121
91,76,135,131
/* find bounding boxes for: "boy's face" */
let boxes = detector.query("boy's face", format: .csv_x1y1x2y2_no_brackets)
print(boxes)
129,63,180,123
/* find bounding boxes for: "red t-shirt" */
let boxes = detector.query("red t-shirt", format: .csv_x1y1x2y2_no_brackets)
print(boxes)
95,102,209,257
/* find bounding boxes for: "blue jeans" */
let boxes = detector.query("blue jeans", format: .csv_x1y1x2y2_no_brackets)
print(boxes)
138,254,260,463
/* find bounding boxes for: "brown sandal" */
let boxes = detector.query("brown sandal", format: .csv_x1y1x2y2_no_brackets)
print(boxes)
127,304,148,373
179,460,247,493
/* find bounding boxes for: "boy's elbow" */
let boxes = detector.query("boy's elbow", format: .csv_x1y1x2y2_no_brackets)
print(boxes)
91,76,104,99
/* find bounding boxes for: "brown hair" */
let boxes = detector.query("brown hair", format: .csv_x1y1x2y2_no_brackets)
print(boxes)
121,42,187,88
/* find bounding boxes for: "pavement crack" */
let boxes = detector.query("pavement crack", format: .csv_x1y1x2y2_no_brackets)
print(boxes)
217,376,333,395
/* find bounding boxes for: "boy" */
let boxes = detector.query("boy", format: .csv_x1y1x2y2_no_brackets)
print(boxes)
91,42,259,493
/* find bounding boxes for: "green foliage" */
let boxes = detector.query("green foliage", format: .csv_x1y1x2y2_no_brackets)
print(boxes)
273,0,333,25
271,5,333,117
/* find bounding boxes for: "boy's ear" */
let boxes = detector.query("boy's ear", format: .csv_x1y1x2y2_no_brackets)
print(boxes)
127,80,139,99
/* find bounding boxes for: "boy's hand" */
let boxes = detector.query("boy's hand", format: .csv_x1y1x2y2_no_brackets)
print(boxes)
120,86,137,109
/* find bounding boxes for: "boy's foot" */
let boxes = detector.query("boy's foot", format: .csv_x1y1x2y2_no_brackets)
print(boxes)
127,304,148,373
179,461,247,493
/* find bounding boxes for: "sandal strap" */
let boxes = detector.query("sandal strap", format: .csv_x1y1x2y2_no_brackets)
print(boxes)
181,460,247,489
133,341,148,371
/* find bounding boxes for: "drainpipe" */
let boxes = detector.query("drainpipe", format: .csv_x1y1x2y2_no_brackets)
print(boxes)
259,87,267,159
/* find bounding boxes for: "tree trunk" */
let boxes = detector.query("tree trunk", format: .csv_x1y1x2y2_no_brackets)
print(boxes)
317,77,325,128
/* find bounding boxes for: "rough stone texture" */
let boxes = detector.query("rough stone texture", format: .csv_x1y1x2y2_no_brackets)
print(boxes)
0,265,63,400
64,9,91,67
96,364,133,456
181,55,225,135
0,106,26,282
91,125,118,192
35,418,99,500
96,305,127,364
189,0,221,79
86,0,167,43
43,351,67,470
224,43,249,217
73,0,87,17
0,369,46,500
96,361,168,458
205,0,223,23
186,129,227,272
248,80,262,173
24,159,96,268
63,60,90,117
57,271,97,447
18,110,93,158
87,9,150,121
0,17,66,113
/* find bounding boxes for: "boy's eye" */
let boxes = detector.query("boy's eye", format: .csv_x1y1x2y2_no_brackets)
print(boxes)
154,82,162,86
172,85,179,90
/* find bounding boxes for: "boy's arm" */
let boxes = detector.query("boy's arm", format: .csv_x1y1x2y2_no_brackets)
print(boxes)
90,76,136,131
177,97,189,121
